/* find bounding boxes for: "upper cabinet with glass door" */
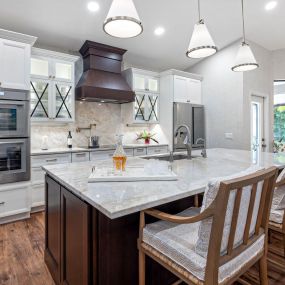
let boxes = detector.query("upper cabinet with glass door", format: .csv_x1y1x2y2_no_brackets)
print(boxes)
122,68,160,124
30,48,79,123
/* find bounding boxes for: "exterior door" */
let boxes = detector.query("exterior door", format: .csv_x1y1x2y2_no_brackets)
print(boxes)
251,95,265,152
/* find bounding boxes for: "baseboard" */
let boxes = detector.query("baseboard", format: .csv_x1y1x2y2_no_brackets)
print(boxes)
0,211,30,225
31,205,45,213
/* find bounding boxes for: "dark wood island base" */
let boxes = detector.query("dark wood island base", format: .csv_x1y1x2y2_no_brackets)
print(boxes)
44,174,200,285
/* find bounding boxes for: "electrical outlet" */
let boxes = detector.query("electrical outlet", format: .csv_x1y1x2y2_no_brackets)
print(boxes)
225,133,233,140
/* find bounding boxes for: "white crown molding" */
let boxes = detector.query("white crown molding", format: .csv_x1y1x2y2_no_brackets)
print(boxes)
0,29,37,46
32,47,80,62
122,67,160,77
160,69,203,81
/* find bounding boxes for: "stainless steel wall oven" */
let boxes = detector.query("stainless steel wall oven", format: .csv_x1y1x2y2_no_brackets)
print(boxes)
0,89,30,184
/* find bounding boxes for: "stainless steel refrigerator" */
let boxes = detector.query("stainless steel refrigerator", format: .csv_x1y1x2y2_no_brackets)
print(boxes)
173,103,205,151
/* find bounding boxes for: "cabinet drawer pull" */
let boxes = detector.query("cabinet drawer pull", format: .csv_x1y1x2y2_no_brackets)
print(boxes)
46,158,58,163
154,149,161,153
136,148,144,152
0,201,5,206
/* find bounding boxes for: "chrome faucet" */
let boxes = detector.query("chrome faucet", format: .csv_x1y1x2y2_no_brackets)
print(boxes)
174,124,192,159
195,138,207,158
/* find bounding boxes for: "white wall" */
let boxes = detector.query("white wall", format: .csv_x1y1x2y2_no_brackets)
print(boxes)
272,49,285,80
186,40,275,151
186,41,245,149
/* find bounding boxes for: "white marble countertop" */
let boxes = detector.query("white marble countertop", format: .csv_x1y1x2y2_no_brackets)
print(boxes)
31,144,168,156
42,148,285,219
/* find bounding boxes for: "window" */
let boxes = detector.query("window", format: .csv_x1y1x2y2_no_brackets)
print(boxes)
273,81,285,152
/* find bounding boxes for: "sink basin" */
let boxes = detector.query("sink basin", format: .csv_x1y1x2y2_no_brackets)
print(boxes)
143,154,190,161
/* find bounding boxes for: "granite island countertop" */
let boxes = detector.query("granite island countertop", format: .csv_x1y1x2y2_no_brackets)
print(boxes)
42,148,285,219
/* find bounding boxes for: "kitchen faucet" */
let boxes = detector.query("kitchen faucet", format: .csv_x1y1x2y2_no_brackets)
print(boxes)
174,124,192,159
195,138,207,158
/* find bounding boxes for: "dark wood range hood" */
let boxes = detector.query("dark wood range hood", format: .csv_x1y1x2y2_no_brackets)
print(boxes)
75,41,135,104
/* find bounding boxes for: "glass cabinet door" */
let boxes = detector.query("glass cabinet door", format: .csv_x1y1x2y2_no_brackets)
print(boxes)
147,78,159,93
134,75,146,91
54,83,73,120
30,80,50,119
134,93,146,122
31,57,50,79
55,61,73,81
146,94,159,122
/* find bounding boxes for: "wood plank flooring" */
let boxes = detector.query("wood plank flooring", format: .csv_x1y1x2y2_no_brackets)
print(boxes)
0,212,54,285
0,212,285,285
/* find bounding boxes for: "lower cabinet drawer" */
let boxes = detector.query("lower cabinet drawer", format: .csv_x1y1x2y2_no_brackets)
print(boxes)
31,183,45,207
31,153,72,167
72,152,90,162
147,146,168,155
90,150,114,161
134,147,147,156
0,184,30,218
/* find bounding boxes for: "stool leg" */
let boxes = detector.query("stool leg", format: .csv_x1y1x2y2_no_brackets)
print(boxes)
139,249,146,285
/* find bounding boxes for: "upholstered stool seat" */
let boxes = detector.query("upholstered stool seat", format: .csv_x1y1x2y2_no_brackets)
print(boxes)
143,207,265,284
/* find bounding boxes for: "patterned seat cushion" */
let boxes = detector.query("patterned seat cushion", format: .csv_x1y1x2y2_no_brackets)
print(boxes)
272,168,285,210
270,208,284,224
195,166,264,258
143,207,265,283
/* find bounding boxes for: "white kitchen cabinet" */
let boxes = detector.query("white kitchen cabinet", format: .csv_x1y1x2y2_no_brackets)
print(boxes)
0,29,37,90
122,68,160,124
173,75,202,104
0,182,31,223
30,48,79,123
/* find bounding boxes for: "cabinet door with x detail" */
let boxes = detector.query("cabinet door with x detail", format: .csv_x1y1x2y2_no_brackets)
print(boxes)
30,79,51,119
53,82,74,121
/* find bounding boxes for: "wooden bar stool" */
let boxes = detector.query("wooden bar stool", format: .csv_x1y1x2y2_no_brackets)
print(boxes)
138,167,278,285
268,169,285,263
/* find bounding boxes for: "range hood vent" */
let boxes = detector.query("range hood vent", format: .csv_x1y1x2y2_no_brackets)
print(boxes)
76,41,135,104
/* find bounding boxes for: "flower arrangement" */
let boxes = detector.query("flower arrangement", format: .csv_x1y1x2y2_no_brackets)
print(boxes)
136,130,158,144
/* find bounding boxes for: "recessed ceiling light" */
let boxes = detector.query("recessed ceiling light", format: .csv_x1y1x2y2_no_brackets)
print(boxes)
87,1,100,12
265,1,277,10
154,27,165,36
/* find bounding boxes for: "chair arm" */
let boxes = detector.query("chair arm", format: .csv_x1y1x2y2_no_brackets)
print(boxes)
143,207,213,224
275,179,285,188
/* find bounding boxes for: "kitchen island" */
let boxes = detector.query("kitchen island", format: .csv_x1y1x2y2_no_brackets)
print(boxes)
42,148,285,285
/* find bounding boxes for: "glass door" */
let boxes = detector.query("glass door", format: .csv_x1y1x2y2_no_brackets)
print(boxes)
30,79,51,119
251,96,265,152
0,138,30,184
134,93,146,122
274,81,285,152
54,83,74,121
145,94,159,122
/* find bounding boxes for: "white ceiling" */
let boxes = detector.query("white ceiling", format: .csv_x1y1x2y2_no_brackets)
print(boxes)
0,0,284,71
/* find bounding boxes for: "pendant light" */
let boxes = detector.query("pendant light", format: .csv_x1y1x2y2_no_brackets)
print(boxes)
103,0,143,38
186,0,217,59
232,0,259,72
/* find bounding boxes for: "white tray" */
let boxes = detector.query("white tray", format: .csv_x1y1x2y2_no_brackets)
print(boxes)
88,167,178,183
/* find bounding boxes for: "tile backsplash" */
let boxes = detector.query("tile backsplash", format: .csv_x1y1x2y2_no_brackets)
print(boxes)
31,101,167,149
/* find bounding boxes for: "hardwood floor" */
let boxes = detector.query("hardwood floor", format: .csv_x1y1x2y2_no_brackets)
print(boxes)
0,212,54,285
0,213,285,285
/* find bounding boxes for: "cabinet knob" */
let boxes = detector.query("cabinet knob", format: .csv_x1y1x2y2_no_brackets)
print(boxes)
0,201,5,206
187,100,190,103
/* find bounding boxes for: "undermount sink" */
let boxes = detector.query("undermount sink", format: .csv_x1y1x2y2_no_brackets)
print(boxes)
143,154,190,161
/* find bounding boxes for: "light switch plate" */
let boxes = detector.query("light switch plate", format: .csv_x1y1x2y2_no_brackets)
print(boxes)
225,133,233,140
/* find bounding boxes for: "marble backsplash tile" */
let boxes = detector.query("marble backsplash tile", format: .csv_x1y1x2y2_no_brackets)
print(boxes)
31,101,167,149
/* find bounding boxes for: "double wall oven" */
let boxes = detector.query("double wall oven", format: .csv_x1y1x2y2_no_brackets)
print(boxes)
0,89,30,184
